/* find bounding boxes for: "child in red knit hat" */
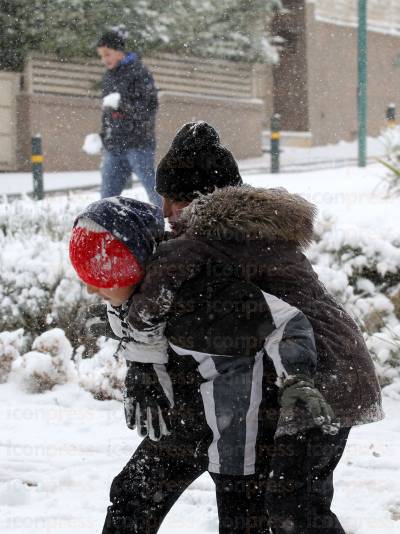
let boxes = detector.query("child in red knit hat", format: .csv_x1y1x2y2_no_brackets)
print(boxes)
69,196,174,442
69,196,163,306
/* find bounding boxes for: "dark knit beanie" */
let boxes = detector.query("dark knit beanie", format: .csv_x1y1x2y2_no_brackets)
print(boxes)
97,31,125,51
156,121,243,201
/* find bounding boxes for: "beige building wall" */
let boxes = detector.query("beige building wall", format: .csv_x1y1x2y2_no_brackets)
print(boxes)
305,1,400,145
312,0,400,31
16,93,264,173
17,94,101,172
13,54,267,172
273,0,310,132
0,73,20,170
273,1,400,145
157,92,264,163
252,63,274,128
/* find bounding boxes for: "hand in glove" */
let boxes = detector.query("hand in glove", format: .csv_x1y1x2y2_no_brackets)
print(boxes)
86,303,119,340
124,361,174,441
280,375,340,435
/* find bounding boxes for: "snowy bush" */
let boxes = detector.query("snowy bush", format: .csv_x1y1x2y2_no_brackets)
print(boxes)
309,213,400,384
0,329,28,383
379,126,400,195
6,328,125,399
366,323,400,387
1,192,400,397
77,338,126,401
0,195,128,399
14,328,77,393
1,0,281,71
0,196,98,352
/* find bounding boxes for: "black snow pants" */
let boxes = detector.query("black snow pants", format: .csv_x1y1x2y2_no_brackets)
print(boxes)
266,426,351,534
101,435,208,534
102,426,350,534
101,434,273,534
102,355,278,534
102,352,350,534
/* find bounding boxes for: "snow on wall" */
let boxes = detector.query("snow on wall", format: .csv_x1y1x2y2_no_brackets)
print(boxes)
310,0,400,36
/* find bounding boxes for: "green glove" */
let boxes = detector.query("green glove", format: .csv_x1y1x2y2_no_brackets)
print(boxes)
280,375,339,435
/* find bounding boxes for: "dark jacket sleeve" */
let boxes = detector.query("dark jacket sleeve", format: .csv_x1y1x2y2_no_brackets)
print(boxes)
263,302,317,385
126,239,207,339
278,312,317,378
101,59,158,150
118,62,158,121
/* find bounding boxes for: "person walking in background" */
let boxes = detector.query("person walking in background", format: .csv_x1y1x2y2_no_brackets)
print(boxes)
97,30,160,205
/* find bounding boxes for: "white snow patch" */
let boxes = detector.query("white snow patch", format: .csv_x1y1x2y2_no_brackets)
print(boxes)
102,92,121,110
82,133,102,156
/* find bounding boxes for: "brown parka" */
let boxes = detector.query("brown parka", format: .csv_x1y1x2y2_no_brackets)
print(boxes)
170,185,384,429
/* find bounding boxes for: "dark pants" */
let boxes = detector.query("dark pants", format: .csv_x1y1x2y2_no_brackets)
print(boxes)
102,436,270,534
267,427,351,534
102,427,350,534
210,472,271,534
101,147,161,206
102,436,208,534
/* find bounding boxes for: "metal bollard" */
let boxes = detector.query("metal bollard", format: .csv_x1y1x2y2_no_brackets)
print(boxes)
32,135,44,200
386,103,396,128
270,113,281,174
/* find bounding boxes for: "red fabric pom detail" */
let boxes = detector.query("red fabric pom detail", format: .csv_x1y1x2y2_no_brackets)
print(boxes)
69,226,143,288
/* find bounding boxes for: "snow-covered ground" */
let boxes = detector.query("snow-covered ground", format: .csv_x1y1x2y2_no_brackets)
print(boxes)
1,158,400,533
1,382,400,534
254,134,385,170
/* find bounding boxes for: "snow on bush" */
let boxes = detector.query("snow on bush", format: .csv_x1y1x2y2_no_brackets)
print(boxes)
0,196,98,351
379,126,400,195
0,195,127,399
0,329,27,383
14,328,77,393
309,213,400,384
366,323,400,386
380,125,400,166
77,338,126,401
1,192,400,398
5,328,125,400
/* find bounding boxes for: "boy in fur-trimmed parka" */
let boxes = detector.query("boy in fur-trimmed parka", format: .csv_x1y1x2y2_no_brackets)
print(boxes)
71,193,331,534
121,122,383,534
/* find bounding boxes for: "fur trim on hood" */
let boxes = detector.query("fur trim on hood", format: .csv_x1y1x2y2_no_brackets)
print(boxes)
178,186,317,248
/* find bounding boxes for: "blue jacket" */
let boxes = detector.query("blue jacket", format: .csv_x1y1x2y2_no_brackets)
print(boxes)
101,53,158,152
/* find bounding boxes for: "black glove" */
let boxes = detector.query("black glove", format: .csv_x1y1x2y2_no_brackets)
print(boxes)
86,303,119,340
280,375,340,435
124,361,174,441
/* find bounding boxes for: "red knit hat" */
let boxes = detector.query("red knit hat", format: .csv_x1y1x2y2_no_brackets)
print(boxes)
69,218,143,288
